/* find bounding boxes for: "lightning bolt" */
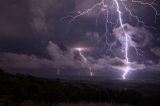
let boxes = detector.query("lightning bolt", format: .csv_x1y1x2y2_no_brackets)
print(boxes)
62,0,159,79
90,67,93,77
77,48,93,77
78,48,88,63
123,65,129,79
114,0,129,79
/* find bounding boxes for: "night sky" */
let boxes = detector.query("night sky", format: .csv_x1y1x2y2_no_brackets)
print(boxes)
0,0,160,79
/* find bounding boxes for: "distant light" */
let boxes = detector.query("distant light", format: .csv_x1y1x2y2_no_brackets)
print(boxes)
74,47,89,51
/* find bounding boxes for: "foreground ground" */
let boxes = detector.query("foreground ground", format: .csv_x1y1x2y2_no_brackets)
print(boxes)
0,68,160,106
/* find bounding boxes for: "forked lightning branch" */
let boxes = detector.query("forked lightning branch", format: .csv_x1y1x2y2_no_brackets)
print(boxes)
62,0,159,79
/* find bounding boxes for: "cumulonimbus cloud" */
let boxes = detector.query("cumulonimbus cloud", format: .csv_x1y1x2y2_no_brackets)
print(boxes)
151,47,160,57
0,52,54,70
113,23,153,48
0,41,159,73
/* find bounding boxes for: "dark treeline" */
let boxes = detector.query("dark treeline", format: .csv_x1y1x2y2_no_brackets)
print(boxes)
0,68,160,106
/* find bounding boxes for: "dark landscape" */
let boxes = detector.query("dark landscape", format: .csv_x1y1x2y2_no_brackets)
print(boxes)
0,68,160,106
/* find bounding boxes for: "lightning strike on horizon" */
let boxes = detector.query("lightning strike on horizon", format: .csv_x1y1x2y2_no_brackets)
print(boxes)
90,67,93,77
114,0,129,79
62,0,159,79
123,65,129,79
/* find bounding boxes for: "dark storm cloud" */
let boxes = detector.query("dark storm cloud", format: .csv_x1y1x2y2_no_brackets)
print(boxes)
0,52,54,70
29,0,57,33
145,59,160,71
151,47,160,57
0,0,43,55
0,0,31,38
113,23,153,48
90,56,145,71
0,0,160,77
28,0,76,34
0,41,82,70
0,0,76,56
47,41,81,69
0,41,159,74
85,31,100,42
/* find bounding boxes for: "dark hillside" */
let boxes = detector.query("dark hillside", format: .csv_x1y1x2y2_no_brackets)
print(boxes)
0,68,159,106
